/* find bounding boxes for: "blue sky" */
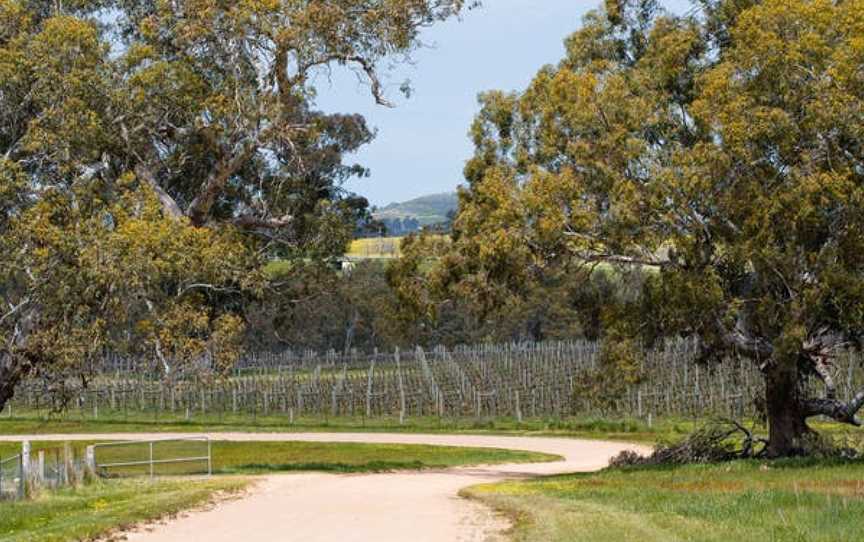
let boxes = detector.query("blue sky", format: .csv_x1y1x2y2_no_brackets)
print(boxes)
315,0,691,207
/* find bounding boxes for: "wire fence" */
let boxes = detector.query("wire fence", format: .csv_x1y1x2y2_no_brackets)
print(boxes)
0,454,23,501
6,339,864,423
0,446,75,502
93,437,212,478
39,446,77,490
0,437,212,502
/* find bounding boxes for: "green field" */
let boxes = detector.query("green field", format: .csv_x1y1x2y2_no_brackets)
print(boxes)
210,441,557,474
346,234,450,259
347,236,404,259
465,458,864,541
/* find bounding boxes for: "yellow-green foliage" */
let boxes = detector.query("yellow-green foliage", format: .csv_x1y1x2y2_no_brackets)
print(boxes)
0,165,259,374
0,0,466,407
421,0,864,453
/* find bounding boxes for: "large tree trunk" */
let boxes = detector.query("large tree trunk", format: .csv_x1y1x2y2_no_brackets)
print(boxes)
765,362,812,457
0,358,21,413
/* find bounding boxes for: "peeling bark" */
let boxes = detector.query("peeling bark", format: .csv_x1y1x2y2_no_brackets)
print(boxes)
134,164,184,219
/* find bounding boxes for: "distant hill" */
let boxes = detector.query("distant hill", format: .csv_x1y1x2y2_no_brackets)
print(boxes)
372,192,458,235
374,192,458,225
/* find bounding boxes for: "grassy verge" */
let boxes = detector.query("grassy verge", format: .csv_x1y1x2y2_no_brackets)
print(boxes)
0,411,691,443
0,477,248,542
0,440,559,475
465,458,864,541
211,441,558,474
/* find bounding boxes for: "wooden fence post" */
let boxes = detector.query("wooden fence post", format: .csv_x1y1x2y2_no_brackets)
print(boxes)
85,446,96,480
395,348,406,425
62,442,72,485
37,450,45,487
366,359,375,418
515,391,522,423
21,441,30,497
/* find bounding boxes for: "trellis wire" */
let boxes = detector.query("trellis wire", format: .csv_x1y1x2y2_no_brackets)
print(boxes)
7,339,863,423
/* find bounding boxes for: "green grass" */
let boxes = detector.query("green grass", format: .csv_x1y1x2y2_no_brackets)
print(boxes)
466,458,864,541
0,477,248,542
213,441,557,474
0,440,558,476
4,410,862,460
0,410,690,443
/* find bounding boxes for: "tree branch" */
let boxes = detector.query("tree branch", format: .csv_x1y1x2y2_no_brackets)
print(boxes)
186,140,259,227
144,299,171,376
812,356,837,400
803,329,847,400
804,391,864,426
574,252,669,268
347,56,393,107
231,213,293,230
0,298,29,328
275,41,394,109
177,283,242,296
715,316,774,359
134,164,184,219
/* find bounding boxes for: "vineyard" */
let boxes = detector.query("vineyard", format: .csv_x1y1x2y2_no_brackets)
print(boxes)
5,340,864,424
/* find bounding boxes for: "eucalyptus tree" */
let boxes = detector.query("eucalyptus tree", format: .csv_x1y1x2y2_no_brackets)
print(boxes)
448,0,864,456
0,0,467,410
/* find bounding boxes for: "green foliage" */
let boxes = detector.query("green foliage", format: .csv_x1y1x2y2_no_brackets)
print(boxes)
575,335,644,412
249,260,404,352
0,0,466,408
422,0,864,454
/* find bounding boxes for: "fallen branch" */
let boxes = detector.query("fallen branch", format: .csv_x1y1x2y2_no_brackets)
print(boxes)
609,419,768,467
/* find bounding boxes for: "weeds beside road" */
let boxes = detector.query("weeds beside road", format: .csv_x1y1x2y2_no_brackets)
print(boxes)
0,477,249,542
466,454,864,541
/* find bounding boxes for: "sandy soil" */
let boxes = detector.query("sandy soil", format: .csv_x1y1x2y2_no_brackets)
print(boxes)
0,432,645,541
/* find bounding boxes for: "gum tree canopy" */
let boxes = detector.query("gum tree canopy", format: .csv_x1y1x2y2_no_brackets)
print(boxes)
455,0,864,456
0,0,466,410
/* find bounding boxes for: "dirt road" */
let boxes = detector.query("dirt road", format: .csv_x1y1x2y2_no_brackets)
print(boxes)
0,433,643,541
